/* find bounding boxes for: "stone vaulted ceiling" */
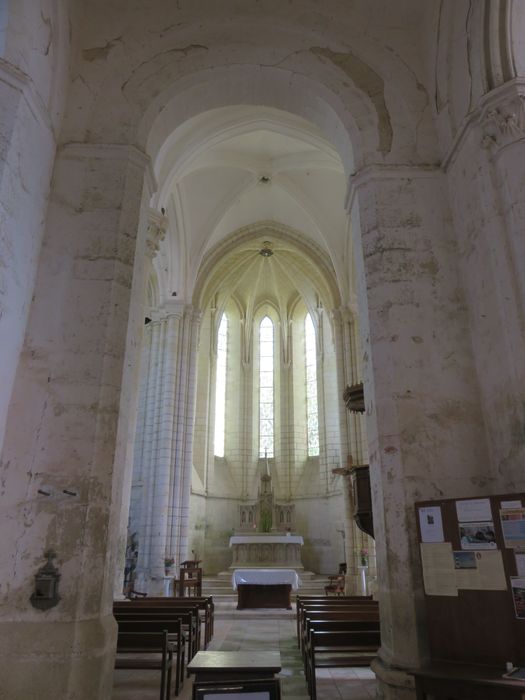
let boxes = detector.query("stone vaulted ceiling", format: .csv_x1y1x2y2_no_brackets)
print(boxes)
152,106,351,307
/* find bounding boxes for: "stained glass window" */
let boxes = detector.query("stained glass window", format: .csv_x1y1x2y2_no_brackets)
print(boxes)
305,313,319,456
259,316,274,457
214,314,228,457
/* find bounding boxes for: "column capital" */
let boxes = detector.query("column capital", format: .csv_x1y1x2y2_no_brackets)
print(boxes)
330,306,356,327
442,78,525,169
479,79,525,153
154,299,186,321
345,162,441,213
146,208,168,259
58,142,157,197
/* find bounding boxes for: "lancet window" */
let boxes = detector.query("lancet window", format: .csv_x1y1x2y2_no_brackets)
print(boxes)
214,313,228,457
259,316,274,457
305,312,319,456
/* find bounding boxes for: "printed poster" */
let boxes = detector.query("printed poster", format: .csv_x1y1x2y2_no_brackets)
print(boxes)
500,509,525,549
510,577,525,619
458,521,497,550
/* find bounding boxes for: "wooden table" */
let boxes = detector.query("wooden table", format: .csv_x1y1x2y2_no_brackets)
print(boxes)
188,650,281,682
411,663,525,700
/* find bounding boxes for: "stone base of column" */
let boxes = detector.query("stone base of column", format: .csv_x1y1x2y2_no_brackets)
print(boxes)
0,614,117,699
371,655,416,700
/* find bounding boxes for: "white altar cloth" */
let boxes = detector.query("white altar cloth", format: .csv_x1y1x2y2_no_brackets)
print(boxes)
232,568,301,590
229,535,304,546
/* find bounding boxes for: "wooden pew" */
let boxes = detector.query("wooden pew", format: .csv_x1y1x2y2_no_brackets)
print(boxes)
301,617,380,661
298,607,379,653
296,597,378,648
115,596,214,647
115,629,174,700
117,619,185,695
114,608,199,669
306,629,381,700
114,600,203,647
144,596,214,646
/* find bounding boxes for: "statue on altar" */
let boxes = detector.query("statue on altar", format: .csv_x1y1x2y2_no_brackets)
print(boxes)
237,452,295,533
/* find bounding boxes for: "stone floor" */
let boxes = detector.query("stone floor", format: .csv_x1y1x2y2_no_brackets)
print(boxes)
112,601,377,699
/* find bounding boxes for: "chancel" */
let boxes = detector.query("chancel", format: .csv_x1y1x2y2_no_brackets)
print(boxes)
1,2,525,700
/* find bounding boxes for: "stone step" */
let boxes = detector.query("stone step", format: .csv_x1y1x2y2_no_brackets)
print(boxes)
202,574,329,599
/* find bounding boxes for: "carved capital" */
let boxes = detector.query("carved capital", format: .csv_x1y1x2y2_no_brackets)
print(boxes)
480,90,525,151
146,208,168,259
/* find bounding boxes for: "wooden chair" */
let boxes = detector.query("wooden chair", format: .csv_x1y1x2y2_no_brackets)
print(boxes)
324,575,345,596
178,567,202,597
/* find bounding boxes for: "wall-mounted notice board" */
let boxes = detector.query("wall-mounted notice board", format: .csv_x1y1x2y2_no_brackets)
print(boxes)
415,493,525,666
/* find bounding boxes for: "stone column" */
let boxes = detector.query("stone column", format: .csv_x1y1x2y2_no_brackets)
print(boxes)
0,61,59,451
134,302,201,592
167,306,202,568
114,211,167,597
0,142,154,699
348,164,490,697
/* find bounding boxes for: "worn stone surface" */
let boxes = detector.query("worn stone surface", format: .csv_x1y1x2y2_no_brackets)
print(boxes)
1,2,525,699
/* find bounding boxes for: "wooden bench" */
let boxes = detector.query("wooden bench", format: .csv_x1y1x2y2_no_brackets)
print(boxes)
305,629,381,700
116,619,185,695
113,610,199,672
115,596,214,647
301,617,380,661
299,609,379,655
296,597,378,648
114,600,203,643
114,629,174,700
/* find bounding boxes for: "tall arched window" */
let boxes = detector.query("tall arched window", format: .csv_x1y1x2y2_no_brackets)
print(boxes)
214,313,228,457
259,316,274,457
305,313,319,457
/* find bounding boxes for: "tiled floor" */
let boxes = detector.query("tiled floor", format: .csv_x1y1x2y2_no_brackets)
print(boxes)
112,602,377,699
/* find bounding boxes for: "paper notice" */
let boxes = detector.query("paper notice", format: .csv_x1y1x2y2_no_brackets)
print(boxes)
420,542,457,596
456,498,492,522
500,509,525,548
516,552,525,577
453,550,507,590
476,550,507,590
418,506,444,543
501,500,522,510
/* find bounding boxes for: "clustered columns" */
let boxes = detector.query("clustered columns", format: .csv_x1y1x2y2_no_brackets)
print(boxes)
132,300,202,593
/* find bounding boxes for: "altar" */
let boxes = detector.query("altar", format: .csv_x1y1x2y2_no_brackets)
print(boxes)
229,534,304,570
232,568,301,609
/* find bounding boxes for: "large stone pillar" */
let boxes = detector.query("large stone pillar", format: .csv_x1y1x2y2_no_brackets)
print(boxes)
446,81,525,492
0,142,153,699
348,165,490,697
134,302,201,592
0,60,59,451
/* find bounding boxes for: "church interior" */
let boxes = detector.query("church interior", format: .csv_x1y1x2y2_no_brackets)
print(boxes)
1,1,525,698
